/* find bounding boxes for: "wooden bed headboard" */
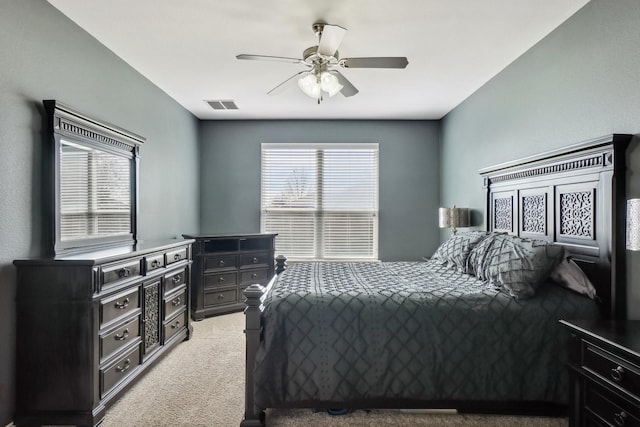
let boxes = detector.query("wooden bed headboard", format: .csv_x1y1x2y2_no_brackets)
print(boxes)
479,134,632,320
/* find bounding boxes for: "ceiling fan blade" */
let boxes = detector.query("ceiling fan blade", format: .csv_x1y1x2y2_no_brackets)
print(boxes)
333,71,359,97
317,24,347,57
236,54,304,64
267,70,309,95
339,57,409,69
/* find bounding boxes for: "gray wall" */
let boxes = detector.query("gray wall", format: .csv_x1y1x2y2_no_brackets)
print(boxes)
198,120,440,261
0,1,200,424
440,0,640,318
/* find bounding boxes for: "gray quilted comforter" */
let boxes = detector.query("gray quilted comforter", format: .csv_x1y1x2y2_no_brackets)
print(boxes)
254,261,600,408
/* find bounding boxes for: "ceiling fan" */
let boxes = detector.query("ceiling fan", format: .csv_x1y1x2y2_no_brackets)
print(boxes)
236,22,409,104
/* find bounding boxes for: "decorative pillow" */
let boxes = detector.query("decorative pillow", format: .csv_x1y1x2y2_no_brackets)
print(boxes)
549,258,597,299
431,231,491,271
466,234,565,299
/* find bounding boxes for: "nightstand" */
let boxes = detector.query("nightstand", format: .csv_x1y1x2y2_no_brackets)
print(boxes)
560,319,640,427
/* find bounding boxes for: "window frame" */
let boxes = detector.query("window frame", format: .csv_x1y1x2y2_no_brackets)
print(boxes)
260,143,379,261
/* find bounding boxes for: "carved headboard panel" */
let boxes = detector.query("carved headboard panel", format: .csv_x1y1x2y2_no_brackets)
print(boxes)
479,134,632,319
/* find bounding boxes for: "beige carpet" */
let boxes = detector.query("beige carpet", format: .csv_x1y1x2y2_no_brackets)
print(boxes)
102,312,569,427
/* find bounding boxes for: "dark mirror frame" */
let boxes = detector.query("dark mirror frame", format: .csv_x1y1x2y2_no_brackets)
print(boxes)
43,100,144,256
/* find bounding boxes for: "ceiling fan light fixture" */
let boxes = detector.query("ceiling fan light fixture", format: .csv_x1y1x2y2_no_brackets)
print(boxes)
297,73,321,98
320,71,343,97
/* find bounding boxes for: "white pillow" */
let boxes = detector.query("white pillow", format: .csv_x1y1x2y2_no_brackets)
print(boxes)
549,258,597,299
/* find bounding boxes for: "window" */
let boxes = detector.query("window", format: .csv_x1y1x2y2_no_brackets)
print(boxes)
261,143,378,260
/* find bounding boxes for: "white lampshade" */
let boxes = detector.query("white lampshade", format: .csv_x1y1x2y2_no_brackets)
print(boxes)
320,71,343,97
627,198,640,251
298,74,320,98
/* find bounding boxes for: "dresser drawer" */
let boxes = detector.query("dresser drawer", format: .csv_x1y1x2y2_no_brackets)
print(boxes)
204,288,237,307
164,288,187,320
204,272,237,289
100,288,140,327
240,252,270,268
584,343,640,399
166,247,188,265
240,268,269,285
145,253,165,273
102,259,142,287
585,382,640,427
203,254,237,271
100,345,141,398
164,310,188,342
100,316,140,363
164,267,187,294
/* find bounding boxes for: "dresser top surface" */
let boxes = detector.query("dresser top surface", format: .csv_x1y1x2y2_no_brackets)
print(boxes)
14,238,194,266
182,232,277,240
561,319,640,357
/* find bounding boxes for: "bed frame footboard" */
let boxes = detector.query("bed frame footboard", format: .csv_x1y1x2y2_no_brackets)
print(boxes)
241,255,286,427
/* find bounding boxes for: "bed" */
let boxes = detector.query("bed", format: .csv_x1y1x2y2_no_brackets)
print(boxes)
240,134,633,426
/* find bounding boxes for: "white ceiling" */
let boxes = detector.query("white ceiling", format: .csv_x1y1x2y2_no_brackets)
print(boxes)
48,0,589,120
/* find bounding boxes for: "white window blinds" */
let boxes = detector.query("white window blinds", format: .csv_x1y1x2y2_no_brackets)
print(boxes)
59,141,132,241
261,143,378,260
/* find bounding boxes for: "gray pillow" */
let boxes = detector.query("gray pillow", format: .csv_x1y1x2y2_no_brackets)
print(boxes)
549,257,597,299
431,231,491,271
466,233,565,299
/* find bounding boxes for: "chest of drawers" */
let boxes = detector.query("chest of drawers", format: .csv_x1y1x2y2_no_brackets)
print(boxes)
183,233,276,320
14,239,193,427
561,320,640,427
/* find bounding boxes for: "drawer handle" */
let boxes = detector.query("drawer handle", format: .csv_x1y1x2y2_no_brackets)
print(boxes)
218,293,225,300
151,259,161,268
219,260,225,267
114,298,130,309
171,320,181,329
252,257,259,264
116,358,131,373
172,297,181,306
174,254,181,261
613,411,627,426
218,277,225,283
252,273,258,279
611,366,625,382
114,329,129,341
118,267,131,278
172,274,182,284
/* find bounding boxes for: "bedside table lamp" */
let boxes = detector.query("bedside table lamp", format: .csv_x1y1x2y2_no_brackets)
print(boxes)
627,198,640,251
439,205,470,235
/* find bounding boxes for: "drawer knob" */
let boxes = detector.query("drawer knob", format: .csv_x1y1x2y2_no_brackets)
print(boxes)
171,320,181,329
172,297,181,306
219,277,225,283
252,273,258,279
172,274,182,284
611,366,625,382
219,260,225,267
218,294,225,300
118,267,131,278
174,254,181,261
114,329,129,341
116,358,131,373
114,298,130,309
252,257,259,264
613,411,627,426
151,260,161,268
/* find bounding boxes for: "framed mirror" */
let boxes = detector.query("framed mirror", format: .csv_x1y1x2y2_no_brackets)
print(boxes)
44,100,144,255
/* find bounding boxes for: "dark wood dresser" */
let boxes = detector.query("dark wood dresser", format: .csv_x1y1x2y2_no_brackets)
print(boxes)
561,319,640,427
182,233,276,320
13,238,194,427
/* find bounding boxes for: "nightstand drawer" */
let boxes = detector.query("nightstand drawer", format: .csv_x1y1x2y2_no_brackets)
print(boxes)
585,382,640,427
584,343,640,399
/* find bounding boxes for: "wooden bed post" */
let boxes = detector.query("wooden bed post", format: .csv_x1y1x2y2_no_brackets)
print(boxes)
241,257,286,427
241,284,265,427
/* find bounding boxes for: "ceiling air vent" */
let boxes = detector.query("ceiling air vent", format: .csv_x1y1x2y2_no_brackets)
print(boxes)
206,100,238,110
